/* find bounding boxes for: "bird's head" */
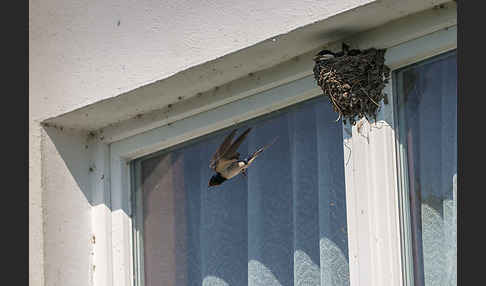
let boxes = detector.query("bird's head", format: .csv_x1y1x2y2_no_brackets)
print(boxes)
314,50,335,61
208,173,226,188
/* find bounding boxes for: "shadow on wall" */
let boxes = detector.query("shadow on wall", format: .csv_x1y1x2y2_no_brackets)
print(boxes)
41,125,109,285
43,124,112,210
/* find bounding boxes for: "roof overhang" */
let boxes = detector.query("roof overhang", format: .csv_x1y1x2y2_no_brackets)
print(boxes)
43,0,455,141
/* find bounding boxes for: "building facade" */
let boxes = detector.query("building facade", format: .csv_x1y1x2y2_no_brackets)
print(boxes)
29,1,457,285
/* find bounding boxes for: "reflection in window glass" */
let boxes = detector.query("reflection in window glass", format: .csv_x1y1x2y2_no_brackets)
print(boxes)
395,51,457,286
132,96,350,286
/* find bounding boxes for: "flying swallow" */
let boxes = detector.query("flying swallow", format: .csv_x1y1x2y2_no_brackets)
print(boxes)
208,128,277,187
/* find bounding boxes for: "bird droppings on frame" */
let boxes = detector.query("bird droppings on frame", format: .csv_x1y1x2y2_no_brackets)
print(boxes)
313,43,390,125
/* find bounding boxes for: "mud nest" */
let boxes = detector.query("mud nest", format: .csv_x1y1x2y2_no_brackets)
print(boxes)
313,44,391,125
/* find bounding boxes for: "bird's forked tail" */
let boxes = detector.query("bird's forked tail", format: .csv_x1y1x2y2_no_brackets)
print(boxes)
244,137,278,165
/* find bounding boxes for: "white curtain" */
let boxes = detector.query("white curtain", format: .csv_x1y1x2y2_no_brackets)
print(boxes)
398,50,457,286
139,96,350,286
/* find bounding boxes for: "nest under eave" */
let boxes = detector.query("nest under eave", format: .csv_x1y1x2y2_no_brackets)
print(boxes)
313,45,391,125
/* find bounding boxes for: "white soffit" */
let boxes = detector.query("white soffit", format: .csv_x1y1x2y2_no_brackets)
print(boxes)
43,0,455,135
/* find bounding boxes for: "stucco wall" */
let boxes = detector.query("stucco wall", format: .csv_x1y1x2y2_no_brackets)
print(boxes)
29,0,373,121
29,119,44,286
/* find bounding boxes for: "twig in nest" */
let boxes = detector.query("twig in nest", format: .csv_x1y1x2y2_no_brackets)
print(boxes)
335,111,342,122
361,87,380,107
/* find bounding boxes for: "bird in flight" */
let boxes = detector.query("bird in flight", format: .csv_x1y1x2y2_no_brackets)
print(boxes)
208,128,277,188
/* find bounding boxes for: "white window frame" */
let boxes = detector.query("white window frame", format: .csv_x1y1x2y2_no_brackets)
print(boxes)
343,27,456,286
92,11,456,286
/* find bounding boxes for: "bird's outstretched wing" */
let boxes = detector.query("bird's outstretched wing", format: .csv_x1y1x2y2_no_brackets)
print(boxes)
209,129,237,169
209,128,252,172
223,128,252,160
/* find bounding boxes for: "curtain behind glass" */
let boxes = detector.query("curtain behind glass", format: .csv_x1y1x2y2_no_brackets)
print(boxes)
396,50,457,286
138,96,349,286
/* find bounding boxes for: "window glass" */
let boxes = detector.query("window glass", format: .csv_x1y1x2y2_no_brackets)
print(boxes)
395,50,457,286
133,96,350,286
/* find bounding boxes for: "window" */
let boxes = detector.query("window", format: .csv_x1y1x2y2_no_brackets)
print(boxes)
132,96,350,285
104,19,456,286
395,51,457,286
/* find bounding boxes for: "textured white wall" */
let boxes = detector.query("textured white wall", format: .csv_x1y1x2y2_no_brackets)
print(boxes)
29,0,372,121
29,118,44,286
42,127,94,286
